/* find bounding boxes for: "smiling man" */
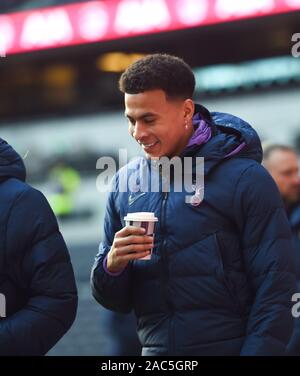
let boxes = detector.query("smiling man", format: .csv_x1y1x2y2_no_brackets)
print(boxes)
91,54,297,356
125,90,195,158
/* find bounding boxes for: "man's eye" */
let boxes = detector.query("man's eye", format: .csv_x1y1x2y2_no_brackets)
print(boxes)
144,118,155,124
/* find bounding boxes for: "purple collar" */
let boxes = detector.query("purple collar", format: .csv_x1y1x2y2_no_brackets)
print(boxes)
186,112,212,149
184,112,246,158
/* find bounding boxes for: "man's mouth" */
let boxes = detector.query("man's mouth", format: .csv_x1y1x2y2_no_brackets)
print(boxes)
140,141,158,150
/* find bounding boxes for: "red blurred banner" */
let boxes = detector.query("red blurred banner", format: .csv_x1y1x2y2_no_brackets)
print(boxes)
1,0,300,56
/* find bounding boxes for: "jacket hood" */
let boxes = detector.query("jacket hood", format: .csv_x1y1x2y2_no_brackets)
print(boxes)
0,138,26,182
185,104,263,175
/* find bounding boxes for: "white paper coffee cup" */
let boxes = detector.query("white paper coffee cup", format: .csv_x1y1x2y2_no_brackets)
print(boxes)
124,212,158,260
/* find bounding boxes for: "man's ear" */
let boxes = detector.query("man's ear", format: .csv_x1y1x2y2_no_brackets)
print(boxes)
183,99,195,122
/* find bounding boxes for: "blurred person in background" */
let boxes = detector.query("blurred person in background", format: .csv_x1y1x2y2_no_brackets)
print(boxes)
91,54,297,355
0,138,78,355
48,161,81,220
262,143,300,356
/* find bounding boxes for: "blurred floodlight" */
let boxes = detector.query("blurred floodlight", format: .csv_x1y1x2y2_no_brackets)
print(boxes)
78,2,109,41
42,65,77,87
114,0,170,35
215,0,274,19
176,0,208,25
20,9,73,49
0,16,15,57
286,0,300,7
96,52,146,73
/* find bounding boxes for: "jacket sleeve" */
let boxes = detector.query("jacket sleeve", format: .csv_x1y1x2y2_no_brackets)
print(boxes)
91,177,133,314
0,187,78,356
233,163,297,356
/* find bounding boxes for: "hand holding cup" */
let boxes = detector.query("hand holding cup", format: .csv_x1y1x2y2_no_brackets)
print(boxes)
106,225,154,273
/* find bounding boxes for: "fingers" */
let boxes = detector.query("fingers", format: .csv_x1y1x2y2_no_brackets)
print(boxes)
116,234,153,247
116,226,146,238
107,246,151,272
111,225,154,264
115,242,153,256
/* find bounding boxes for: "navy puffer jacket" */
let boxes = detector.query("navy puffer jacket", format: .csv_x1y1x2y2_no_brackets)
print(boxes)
286,202,300,355
91,105,297,356
0,139,77,355
288,203,300,285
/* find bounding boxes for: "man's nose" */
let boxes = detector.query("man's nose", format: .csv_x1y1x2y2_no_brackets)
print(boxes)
133,121,147,141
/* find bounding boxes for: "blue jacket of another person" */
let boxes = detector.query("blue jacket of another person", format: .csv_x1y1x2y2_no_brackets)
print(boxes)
0,139,78,355
286,202,300,355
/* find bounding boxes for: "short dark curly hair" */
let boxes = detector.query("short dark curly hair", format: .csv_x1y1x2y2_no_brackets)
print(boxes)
119,54,195,100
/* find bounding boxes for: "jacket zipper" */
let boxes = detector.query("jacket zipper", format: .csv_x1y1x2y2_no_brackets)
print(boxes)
159,191,175,354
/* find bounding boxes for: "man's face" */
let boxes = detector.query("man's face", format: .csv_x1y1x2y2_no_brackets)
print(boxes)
124,89,194,158
265,150,300,204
